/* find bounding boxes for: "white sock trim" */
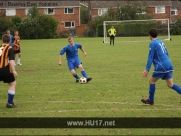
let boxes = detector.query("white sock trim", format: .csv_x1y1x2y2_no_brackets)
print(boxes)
8,90,15,95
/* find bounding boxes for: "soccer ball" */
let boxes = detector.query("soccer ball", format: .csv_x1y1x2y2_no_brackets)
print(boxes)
80,77,87,84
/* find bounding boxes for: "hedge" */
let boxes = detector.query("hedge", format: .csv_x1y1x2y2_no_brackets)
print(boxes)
97,21,157,37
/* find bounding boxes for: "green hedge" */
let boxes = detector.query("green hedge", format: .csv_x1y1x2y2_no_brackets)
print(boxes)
97,21,157,37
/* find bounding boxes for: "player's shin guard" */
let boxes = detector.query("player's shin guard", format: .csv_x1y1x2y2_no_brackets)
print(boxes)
172,84,181,94
149,84,155,102
81,70,87,78
8,90,15,104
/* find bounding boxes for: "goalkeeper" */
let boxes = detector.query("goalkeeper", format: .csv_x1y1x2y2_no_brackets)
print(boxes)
108,26,116,46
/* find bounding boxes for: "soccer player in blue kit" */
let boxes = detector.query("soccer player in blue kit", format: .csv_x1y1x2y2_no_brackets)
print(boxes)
141,28,181,105
59,36,92,83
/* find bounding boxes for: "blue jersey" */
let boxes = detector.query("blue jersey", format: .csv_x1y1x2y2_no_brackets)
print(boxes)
146,39,174,73
60,43,82,61
9,34,14,46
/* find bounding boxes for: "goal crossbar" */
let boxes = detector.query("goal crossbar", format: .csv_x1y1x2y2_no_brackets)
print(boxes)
103,18,170,43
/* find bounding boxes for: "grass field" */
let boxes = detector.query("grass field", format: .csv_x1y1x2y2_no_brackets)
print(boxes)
0,35,181,135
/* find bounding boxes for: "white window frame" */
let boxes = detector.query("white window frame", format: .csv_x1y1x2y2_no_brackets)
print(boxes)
25,8,30,15
6,9,16,16
64,21,75,28
171,8,178,15
44,8,55,15
98,8,108,16
64,8,74,14
155,6,165,14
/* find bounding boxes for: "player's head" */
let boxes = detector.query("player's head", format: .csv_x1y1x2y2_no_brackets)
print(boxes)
111,26,114,28
149,28,158,38
14,31,19,35
2,34,10,44
68,36,74,46
6,30,10,35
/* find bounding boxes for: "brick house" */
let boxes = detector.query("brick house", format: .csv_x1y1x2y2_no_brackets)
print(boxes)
0,0,80,34
88,0,181,24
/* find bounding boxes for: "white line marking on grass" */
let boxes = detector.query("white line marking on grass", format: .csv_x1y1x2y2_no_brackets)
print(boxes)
31,100,180,108
0,100,180,108
1,108,181,114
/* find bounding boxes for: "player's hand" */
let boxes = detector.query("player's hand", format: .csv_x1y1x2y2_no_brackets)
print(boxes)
142,70,148,78
59,61,62,66
83,52,86,57
13,71,18,78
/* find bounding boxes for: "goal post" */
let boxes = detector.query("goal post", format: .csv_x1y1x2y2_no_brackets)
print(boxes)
103,18,171,43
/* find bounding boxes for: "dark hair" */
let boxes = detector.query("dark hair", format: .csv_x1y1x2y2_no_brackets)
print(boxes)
2,34,10,43
149,28,158,38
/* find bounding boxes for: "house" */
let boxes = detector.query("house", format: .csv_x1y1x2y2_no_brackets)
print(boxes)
88,0,181,24
0,0,80,34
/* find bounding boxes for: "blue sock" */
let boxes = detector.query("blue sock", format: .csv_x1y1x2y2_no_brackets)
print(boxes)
172,84,181,94
8,90,15,104
149,84,155,102
73,74,79,79
81,70,87,78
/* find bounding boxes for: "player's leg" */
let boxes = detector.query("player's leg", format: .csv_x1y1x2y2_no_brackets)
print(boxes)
161,71,181,94
113,36,115,45
14,50,17,66
76,59,92,82
166,79,181,94
110,36,112,45
2,74,17,108
68,61,80,82
141,76,159,105
17,51,22,66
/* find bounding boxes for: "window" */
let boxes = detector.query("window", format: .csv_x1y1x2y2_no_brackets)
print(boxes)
171,8,178,15
45,8,55,15
64,8,74,14
6,9,16,16
98,8,108,16
25,8,30,15
155,6,165,13
65,22,75,28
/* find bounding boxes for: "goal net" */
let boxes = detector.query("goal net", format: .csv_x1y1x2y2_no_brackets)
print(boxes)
103,19,171,43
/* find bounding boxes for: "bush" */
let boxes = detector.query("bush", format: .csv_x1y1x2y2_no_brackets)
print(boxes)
0,14,13,37
83,28,95,37
18,14,58,39
58,30,71,38
11,15,22,28
170,19,181,35
36,14,58,39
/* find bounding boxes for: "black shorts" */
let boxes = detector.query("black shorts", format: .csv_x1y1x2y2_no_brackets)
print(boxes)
0,73,15,83
14,50,21,54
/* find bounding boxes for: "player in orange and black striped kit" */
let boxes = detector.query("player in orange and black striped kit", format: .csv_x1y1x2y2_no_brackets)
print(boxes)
13,31,22,65
0,34,18,108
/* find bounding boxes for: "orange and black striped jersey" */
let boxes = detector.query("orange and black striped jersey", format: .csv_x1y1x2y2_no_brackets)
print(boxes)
13,35,20,51
0,44,14,69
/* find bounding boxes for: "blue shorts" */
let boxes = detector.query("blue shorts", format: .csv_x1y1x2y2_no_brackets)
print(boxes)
68,59,81,71
152,71,173,80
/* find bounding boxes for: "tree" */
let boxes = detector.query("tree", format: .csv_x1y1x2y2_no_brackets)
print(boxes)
27,6,40,18
80,6,89,24
0,13,13,37
87,1,153,37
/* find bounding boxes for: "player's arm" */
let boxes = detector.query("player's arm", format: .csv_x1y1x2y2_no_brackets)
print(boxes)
8,48,18,78
80,48,86,57
59,47,67,66
59,55,63,66
79,44,86,56
143,43,155,78
114,29,116,36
